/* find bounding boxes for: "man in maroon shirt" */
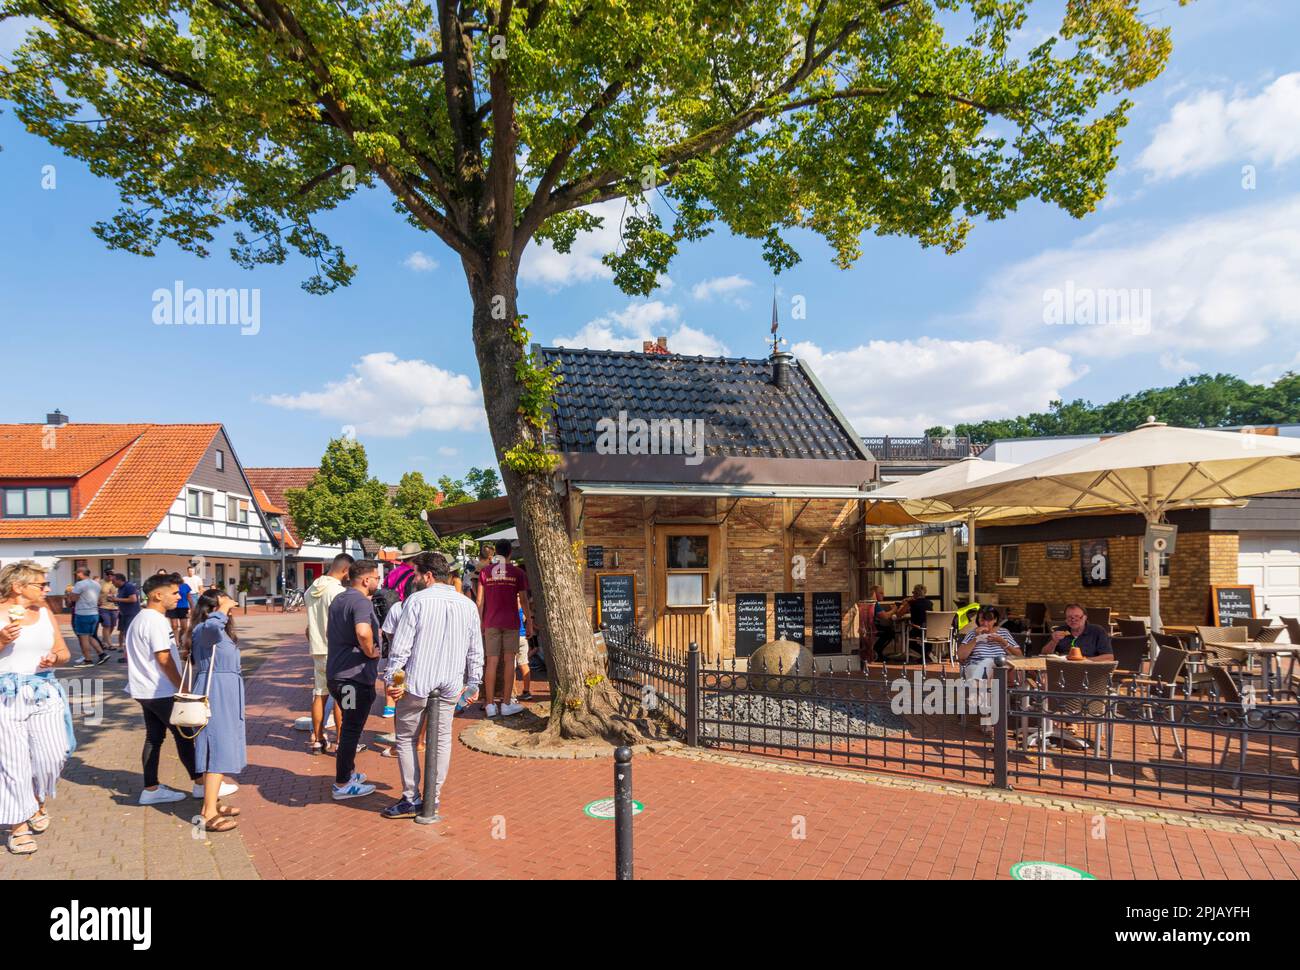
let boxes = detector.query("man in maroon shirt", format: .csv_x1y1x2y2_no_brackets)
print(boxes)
476,539,533,717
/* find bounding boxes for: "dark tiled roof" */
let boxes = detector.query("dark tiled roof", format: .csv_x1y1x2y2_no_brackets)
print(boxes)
536,347,867,461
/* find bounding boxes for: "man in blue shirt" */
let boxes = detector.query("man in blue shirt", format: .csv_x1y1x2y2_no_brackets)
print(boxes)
1042,604,1114,660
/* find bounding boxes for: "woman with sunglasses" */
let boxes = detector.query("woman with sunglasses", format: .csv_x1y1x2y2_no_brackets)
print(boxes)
0,561,73,855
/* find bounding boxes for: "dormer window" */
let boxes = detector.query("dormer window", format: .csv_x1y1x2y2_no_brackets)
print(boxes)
4,487,71,518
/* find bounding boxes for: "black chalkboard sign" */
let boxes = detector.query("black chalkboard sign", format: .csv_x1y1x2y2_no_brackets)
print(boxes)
1211,585,1255,626
1046,543,1072,560
596,573,636,631
734,593,767,657
775,592,805,644
811,592,843,654
585,545,604,569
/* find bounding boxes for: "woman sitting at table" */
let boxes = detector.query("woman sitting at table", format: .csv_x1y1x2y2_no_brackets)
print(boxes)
958,606,1022,681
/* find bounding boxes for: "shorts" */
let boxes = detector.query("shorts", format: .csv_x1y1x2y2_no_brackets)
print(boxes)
73,613,99,636
166,607,190,619
312,655,329,696
98,609,118,630
484,627,518,659
517,636,530,670
119,611,139,635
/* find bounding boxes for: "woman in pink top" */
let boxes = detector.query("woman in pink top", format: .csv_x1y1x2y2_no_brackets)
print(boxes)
0,560,73,855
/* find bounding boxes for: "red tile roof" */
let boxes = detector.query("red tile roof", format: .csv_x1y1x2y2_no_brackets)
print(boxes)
0,424,221,539
245,467,318,551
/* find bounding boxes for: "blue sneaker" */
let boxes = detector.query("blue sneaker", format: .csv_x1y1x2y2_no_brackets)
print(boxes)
382,705,396,718
332,779,376,800
380,797,423,819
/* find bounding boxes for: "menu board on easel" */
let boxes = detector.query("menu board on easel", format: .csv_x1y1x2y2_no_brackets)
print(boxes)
595,573,636,631
1211,585,1255,626
734,593,767,657
811,592,843,654
774,593,805,644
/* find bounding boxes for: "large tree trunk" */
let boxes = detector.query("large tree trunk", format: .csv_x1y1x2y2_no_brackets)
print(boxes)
467,262,642,743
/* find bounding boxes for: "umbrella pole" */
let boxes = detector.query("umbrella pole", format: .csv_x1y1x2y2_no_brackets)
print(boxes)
968,512,978,602
1145,468,1163,634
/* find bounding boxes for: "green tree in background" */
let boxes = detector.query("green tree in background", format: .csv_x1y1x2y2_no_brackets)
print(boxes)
0,0,1183,741
284,438,390,552
953,372,1300,442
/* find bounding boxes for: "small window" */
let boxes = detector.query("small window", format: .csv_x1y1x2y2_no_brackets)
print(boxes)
2,487,71,518
188,489,213,518
127,559,142,583
666,572,706,606
1000,545,1020,581
215,450,225,471
226,496,249,524
99,558,115,577
667,535,709,569
1140,552,1170,578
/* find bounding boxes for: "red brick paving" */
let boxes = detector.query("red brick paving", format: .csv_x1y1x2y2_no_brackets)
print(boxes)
236,631,1300,880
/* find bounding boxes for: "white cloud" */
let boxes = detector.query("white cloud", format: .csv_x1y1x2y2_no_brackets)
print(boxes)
972,194,1300,360
691,274,754,305
793,338,1076,436
437,446,459,457
260,352,484,437
1137,73,1300,180
519,200,622,289
1159,352,1199,375
552,300,729,357
403,251,438,272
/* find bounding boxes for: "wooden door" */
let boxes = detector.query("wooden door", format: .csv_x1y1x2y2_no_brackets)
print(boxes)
652,525,720,658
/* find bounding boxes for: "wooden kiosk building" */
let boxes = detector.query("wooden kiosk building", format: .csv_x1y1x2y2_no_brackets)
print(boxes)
536,343,878,660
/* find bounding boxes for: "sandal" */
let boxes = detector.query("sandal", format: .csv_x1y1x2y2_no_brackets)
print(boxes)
200,814,238,832
321,739,337,755
308,738,324,753
6,829,38,854
215,803,241,817
28,811,50,835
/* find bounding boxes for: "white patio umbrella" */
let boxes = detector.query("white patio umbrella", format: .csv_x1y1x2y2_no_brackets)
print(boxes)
931,420,1300,633
867,456,1060,595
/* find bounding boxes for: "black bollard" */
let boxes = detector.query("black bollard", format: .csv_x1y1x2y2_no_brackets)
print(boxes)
415,694,442,824
614,746,633,880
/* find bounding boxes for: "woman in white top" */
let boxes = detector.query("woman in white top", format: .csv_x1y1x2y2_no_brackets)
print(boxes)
0,560,73,855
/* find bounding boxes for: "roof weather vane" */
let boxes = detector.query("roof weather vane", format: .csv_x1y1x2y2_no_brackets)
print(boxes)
769,285,787,356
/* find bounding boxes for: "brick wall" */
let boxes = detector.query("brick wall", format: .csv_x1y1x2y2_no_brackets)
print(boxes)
975,530,1240,626
576,494,860,657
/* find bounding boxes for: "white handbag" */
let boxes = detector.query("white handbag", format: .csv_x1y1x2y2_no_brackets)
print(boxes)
169,652,216,739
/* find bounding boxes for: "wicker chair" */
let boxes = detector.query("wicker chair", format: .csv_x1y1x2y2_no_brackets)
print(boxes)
1040,657,1118,771
915,610,957,671
1110,636,1148,692
1282,616,1300,644
1244,619,1283,643
1130,644,1189,755
1208,664,1250,792
1086,606,1112,630
1024,602,1048,634
1197,625,1248,644
1116,618,1149,639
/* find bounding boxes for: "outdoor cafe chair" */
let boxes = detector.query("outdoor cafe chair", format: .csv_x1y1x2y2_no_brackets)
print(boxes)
1110,636,1149,693
1047,602,1067,623
1086,606,1112,629
1245,620,1283,643
1282,616,1300,645
1130,644,1191,756
1024,602,1048,634
1040,657,1119,773
914,610,958,672
1116,618,1149,639
1197,624,1248,644
1207,664,1251,792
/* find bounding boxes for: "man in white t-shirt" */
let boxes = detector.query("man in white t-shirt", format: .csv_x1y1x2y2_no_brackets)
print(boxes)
125,573,199,805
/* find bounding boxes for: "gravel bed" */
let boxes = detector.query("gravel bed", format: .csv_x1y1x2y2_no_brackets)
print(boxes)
699,692,908,744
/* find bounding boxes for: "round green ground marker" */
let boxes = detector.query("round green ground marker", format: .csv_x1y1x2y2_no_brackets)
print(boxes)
1011,861,1096,880
582,798,644,819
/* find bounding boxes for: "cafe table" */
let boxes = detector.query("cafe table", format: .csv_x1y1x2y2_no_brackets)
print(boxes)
1002,656,1113,749
1225,644,1299,701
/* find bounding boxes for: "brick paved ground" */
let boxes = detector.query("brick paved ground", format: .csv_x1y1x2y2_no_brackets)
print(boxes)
236,627,1300,880
8,612,1300,880
0,608,303,880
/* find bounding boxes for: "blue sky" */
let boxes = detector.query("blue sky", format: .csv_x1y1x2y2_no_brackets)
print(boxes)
3,0,1299,485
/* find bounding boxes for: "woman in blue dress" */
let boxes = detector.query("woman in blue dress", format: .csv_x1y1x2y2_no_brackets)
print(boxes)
186,589,246,833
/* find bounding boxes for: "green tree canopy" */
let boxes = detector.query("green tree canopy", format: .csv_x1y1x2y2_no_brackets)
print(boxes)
953,372,1300,443
284,437,390,550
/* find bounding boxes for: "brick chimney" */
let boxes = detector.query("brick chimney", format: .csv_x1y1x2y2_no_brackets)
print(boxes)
641,336,670,355
45,409,69,426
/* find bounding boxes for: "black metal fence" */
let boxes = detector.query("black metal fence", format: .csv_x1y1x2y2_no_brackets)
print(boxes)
604,628,1300,818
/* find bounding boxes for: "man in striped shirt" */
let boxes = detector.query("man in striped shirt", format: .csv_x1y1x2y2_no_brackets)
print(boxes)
381,552,483,820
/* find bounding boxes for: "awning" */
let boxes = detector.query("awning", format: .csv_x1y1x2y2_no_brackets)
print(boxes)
573,481,875,500
423,495,514,535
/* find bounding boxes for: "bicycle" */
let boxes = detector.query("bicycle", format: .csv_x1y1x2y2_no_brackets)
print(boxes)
283,587,305,612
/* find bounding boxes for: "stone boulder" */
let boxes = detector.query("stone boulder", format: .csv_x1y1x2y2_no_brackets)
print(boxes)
746,639,815,693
